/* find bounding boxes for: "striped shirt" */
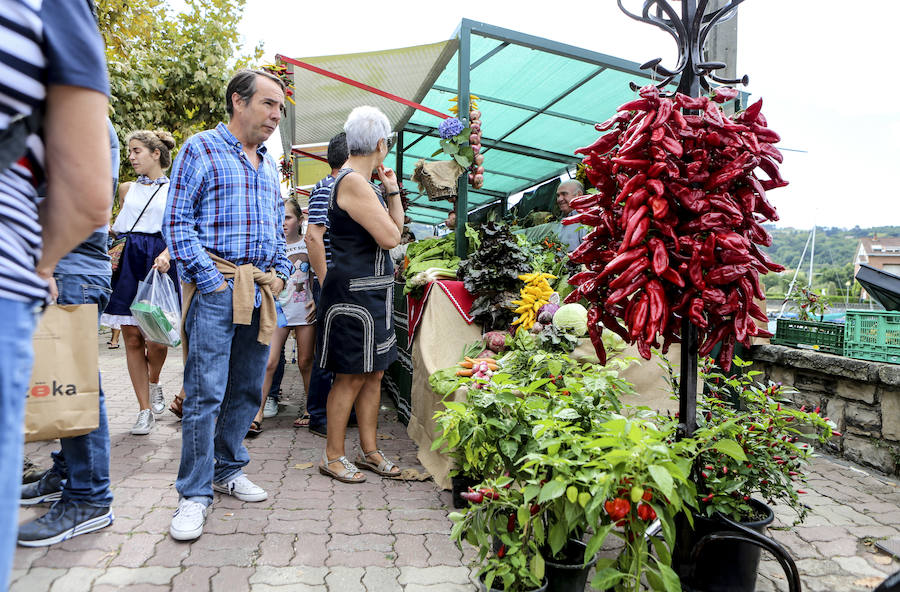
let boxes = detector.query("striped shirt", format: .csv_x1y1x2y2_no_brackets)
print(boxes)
164,123,292,294
0,0,108,302
307,175,334,266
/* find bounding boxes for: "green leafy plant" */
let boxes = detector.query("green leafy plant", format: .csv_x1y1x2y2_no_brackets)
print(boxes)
458,222,532,331
790,286,828,321
665,357,838,524
450,479,546,592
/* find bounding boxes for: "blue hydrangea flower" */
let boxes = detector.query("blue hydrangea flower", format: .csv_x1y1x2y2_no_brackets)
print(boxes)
439,117,465,139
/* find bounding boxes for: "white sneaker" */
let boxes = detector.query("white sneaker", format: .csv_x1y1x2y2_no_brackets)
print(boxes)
212,474,268,502
170,499,208,541
130,409,154,435
262,397,278,419
149,383,165,415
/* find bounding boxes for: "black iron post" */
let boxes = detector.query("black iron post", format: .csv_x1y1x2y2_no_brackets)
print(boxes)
617,0,747,439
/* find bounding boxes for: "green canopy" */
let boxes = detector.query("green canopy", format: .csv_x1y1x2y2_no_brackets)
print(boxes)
280,19,671,226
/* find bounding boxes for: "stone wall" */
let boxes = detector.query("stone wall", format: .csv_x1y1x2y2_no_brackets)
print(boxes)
750,344,900,475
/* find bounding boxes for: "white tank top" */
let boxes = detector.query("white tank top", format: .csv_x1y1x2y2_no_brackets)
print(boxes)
112,182,170,234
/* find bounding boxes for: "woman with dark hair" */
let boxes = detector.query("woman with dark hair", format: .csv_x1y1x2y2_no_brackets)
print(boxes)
317,105,404,483
101,130,180,435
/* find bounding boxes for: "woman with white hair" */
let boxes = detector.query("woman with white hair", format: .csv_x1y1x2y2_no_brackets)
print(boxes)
317,106,404,483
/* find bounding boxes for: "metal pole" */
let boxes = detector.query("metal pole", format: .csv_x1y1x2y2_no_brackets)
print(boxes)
455,22,471,258
678,0,700,440
808,224,816,290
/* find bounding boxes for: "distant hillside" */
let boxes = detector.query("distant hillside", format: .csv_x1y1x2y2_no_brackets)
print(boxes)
764,226,900,270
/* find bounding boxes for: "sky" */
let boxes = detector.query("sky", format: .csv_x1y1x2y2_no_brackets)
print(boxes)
217,0,900,230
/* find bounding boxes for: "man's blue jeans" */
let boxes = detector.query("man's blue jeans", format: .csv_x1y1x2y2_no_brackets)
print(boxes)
50,273,113,508
176,285,269,505
307,279,333,428
0,297,39,590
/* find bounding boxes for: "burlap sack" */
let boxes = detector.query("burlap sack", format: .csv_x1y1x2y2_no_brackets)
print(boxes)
25,304,100,442
410,159,463,201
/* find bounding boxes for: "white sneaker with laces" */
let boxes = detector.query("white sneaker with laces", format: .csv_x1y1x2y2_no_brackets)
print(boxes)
262,397,278,419
149,383,165,415
212,474,268,502
130,409,154,435
170,499,208,541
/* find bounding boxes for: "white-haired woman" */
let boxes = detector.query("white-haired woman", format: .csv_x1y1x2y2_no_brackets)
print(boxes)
317,106,404,483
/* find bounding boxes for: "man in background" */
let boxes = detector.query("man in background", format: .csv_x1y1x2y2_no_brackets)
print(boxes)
556,179,588,252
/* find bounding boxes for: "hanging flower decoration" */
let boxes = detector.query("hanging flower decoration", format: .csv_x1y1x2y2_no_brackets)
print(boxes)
262,63,296,106
438,95,485,190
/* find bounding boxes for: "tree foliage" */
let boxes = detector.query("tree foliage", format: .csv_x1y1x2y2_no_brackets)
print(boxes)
96,0,263,181
761,226,900,301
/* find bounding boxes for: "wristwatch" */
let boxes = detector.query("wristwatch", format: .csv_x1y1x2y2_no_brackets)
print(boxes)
275,271,289,284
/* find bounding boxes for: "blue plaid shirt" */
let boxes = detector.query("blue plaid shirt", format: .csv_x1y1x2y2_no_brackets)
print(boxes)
164,123,291,294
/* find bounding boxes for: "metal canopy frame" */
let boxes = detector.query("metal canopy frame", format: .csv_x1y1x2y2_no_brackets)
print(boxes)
278,18,667,233
418,18,661,254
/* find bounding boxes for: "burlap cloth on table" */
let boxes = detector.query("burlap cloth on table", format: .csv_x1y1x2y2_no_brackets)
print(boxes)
410,159,464,201
407,287,685,490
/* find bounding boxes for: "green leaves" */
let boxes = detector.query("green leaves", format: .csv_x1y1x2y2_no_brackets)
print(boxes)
538,480,566,504
713,438,748,461
648,464,674,499
99,0,262,182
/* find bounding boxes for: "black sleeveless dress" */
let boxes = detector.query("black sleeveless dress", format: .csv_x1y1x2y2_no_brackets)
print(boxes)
316,169,397,374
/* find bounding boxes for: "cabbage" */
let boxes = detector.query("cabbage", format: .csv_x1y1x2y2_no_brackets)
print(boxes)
552,303,588,337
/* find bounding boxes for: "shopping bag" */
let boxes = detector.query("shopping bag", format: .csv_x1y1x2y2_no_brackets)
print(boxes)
25,304,100,442
130,269,182,347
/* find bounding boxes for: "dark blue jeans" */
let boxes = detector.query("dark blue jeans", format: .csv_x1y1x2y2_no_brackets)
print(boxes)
268,347,285,403
176,285,270,505
50,273,113,508
0,297,39,589
307,279,334,427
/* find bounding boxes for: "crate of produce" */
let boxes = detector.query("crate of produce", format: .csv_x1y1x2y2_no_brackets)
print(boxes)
771,318,844,354
843,310,900,364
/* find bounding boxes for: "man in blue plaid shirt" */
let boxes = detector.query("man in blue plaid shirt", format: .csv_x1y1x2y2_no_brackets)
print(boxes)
163,69,292,541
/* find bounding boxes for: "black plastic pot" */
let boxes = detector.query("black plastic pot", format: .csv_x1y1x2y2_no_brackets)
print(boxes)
478,574,548,592
451,474,479,509
544,539,598,592
674,498,799,592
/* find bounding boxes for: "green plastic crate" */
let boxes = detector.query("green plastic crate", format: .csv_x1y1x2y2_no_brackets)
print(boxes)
771,318,844,354
843,310,900,364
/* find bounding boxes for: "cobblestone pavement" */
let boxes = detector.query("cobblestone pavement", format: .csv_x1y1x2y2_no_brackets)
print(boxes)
10,332,900,591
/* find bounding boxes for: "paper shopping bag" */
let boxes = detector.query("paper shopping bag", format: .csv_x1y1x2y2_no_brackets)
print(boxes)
25,304,100,442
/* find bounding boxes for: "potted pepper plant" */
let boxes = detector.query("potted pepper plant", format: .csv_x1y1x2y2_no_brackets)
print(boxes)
662,356,838,592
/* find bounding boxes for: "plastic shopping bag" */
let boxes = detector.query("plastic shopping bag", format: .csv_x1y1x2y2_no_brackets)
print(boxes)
130,269,182,347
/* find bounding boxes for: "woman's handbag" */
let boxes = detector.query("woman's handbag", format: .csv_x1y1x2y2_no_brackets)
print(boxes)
109,184,164,272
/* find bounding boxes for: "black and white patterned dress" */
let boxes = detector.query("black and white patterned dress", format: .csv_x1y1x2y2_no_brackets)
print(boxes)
316,169,397,374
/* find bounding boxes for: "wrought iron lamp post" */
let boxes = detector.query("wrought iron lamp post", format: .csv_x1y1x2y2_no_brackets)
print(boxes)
617,3,803,590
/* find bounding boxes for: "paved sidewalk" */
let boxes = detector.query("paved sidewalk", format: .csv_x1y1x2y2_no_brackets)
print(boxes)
10,333,900,591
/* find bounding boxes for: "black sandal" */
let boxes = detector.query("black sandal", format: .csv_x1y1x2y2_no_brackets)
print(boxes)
246,420,263,438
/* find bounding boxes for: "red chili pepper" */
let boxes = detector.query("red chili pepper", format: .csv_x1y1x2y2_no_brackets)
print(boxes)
637,503,656,521
497,544,506,558
575,129,622,156
587,306,607,365
507,514,516,533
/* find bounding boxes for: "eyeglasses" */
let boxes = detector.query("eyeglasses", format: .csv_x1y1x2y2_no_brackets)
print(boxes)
384,133,397,151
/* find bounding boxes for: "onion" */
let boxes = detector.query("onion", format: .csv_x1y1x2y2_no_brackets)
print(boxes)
469,133,481,145
474,154,484,166
469,110,481,120
475,166,484,175
472,145,481,154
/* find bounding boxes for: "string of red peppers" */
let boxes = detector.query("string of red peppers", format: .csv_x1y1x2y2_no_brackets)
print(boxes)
565,85,786,371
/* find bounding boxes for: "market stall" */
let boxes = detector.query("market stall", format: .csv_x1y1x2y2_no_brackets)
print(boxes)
275,19,683,420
